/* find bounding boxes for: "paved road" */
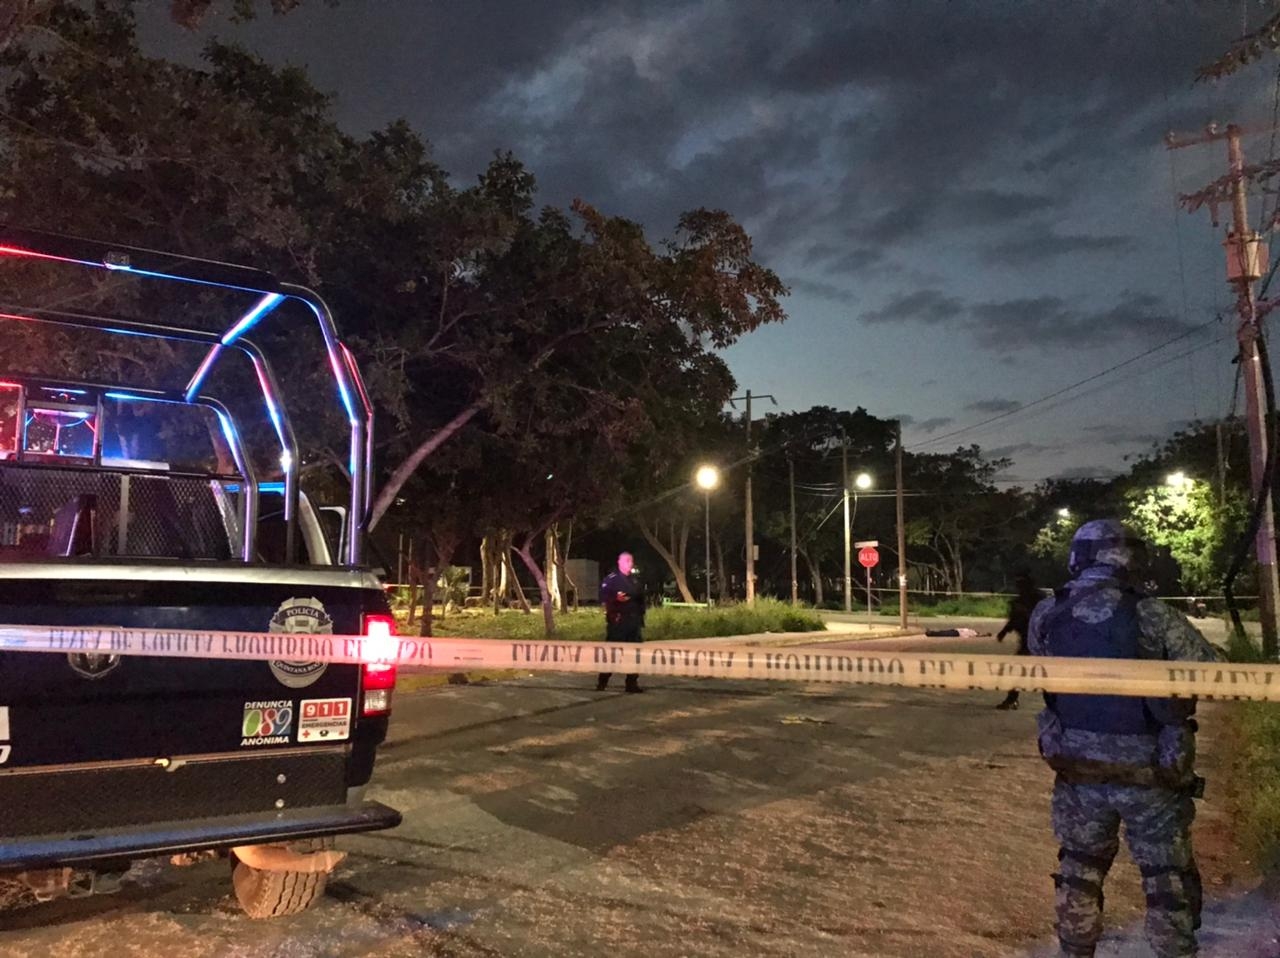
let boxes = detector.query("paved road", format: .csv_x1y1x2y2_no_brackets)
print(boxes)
2,643,1272,957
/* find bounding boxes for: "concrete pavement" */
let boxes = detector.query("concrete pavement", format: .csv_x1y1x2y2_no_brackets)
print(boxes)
1,649,1268,957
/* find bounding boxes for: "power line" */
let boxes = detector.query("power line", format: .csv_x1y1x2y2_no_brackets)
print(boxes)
909,314,1225,451
962,332,1232,441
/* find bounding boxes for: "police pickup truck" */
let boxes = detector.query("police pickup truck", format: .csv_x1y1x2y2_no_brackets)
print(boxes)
0,230,400,917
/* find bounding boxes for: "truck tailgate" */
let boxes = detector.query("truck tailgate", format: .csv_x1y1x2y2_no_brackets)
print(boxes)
0,567,389,837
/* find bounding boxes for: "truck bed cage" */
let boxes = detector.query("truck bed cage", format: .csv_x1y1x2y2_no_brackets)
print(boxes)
0,227,373,565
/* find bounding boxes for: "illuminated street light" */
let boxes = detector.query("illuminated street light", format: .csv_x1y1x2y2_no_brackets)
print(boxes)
694,465,721,608
842,472,875,612
1166,471,1193,490
1057,507,1071,519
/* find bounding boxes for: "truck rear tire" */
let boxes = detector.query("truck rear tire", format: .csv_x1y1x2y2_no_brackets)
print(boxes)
231,858,327,918
0,878,36,910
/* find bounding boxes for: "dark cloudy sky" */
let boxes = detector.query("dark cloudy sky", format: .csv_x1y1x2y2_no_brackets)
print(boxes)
140,0,1275,482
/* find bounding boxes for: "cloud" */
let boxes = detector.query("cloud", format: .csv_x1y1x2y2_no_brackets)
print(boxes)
967,398,1022,414
986,441,1058,459
897,414,954,434
871,288,1193,352
1081,421,1189,448
862,290,964,326
1054,465,1121,480
983,229,1135,266
864,189,1060,245
176,1,1253,290
159,0,1257,438
788,277,853,303
804,244,886,277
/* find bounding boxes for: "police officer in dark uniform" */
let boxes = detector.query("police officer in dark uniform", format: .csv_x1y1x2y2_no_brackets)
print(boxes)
596,551,646,693
1028,519,1220,958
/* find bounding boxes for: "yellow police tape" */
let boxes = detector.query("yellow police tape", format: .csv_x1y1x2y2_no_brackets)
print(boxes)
0,623,1276,702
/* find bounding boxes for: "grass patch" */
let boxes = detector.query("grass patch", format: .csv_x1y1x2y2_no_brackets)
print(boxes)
1225,700,1280,874
875,596,1010,619
399,598,825,642
1221,631,1280,874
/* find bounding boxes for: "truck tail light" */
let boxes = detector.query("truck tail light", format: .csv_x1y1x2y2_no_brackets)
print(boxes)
361,613,397,717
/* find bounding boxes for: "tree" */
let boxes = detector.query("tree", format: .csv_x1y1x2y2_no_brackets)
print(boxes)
1115,420,1252,594
1125,481,1245,594
1,0,310,51
1027,478,1122,582
0,2,787,607
903,445,1018,594
629,412,739,604
1197,3,1280,80
753,407,896,605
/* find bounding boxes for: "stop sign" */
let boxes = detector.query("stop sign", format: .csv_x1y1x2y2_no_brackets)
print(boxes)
858,547,879,569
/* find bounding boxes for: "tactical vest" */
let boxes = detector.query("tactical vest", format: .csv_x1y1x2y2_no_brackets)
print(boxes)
1042,586,1190,735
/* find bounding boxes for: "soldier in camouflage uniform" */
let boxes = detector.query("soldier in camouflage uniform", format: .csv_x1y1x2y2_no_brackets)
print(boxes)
1028,519,1220,957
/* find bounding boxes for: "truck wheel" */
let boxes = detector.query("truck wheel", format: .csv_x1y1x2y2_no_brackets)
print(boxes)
231,859,327,918
0,879,35,910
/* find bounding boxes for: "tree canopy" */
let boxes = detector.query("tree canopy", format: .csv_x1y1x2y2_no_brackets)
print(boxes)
0,1,786,634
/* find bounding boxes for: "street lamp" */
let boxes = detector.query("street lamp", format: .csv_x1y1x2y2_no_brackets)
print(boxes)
694,465,720,610
844,472,874,612
1166,471,1193,490
1057,507,1071,519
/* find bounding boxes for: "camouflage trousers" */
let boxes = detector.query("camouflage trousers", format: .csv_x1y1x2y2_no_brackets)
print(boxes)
1051,778,1201,957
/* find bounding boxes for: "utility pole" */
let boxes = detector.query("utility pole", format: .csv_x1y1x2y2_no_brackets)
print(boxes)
842,442,852,613
729,389,776,606
1216,420,1226,511
896,421,908,630
704,487,713,611
1170,123,1280,657
789,453,798,606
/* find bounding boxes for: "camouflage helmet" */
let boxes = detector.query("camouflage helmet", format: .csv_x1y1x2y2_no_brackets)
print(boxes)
1067,519,1148,576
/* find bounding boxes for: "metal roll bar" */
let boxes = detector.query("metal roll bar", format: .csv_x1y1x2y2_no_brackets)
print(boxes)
0,305,291,562
0,227,371,564
281,285,368,566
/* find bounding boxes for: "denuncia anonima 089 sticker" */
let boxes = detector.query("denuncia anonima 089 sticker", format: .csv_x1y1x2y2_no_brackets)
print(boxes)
266,596,334,689
241,700,293,747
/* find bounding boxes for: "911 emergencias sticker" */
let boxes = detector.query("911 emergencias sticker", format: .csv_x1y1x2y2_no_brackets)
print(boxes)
298,698,352,743
241,700,293,746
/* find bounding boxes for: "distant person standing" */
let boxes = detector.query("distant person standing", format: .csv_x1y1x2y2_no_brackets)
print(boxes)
596,552,646,693
995,572,1041,710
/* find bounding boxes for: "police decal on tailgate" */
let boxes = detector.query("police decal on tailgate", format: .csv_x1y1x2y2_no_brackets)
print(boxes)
241,700,293,746
267,596,333,689
298,698,352,743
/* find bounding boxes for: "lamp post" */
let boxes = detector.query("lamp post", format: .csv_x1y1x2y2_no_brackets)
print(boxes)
695,465,720,610
856,475,873,618
1166,471,1193,490
844,471,873,613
